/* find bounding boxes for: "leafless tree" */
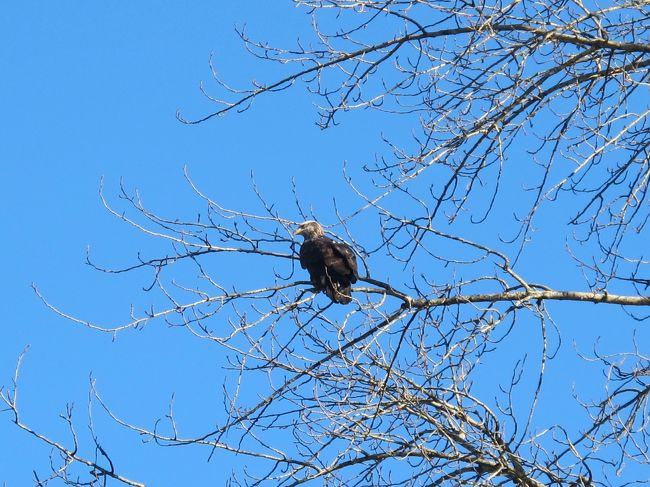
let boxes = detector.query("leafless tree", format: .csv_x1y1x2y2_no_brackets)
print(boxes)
4,1,650,485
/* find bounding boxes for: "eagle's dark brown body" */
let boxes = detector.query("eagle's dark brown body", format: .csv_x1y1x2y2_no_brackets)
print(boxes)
295,222,359,304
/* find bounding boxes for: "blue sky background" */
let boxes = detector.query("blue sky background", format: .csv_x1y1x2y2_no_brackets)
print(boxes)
0,3,328,484
1,2,647,485
1,3,372,484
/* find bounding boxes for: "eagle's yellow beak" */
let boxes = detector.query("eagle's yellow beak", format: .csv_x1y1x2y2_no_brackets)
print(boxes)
294,227,304,236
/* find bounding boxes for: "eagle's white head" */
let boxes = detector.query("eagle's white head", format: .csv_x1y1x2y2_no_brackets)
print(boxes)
295,221,324,240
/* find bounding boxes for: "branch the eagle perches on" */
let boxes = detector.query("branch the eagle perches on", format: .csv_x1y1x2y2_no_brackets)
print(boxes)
32,208,650,336
25,173,648,337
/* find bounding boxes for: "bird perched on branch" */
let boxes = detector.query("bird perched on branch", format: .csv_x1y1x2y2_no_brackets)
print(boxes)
295,221,359,304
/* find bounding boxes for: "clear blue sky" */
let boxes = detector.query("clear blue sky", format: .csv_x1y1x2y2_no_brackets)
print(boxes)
0,3,377,484
1,2,647,485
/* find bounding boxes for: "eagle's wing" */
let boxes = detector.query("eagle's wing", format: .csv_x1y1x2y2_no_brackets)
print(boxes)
331,241,359,283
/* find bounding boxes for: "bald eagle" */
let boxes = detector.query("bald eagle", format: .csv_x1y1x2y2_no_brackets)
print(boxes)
295,221,359,304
